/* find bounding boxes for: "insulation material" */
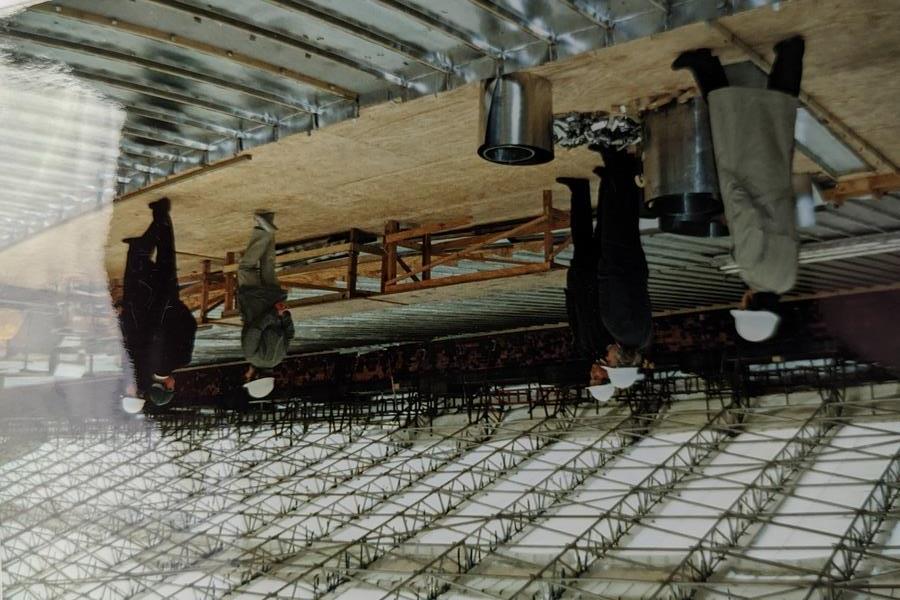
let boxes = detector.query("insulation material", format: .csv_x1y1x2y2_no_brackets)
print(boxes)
552,111,642,150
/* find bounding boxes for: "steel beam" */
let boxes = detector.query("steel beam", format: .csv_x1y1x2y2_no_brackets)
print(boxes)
211,410,510,597
125,105,246,139
64,426,414,599
801,447,900,600
556,0,614,29
3,424,399,595
499,398,746,599
122,126,211,152
715,232,900,273
374,404,664,599
371,0,503,59
29,3,356,100
261,0,450,73
119,140,200,164
649,390,845,600
117,156,170,176
8,411,509,599
2,367,898,597
142,0,409,88
64,66,279,125
463,0,554,41
289,404,581,599
2,26,320,113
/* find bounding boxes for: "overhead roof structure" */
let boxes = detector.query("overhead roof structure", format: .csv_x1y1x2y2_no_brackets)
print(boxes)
1,0,787,197
0,0,893,274
1,363,899,599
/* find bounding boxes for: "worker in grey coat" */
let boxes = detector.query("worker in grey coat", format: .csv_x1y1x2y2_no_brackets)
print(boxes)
673,35,805,342
238,210,294,391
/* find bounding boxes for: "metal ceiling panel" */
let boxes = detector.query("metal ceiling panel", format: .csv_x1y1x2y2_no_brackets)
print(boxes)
309,0,488,67
0,0,782,198
8,10,350,111
411,0,540,51
55,0,388,95
188,0,436,82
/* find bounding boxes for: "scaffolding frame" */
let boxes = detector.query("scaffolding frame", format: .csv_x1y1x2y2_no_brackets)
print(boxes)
2,361,899,600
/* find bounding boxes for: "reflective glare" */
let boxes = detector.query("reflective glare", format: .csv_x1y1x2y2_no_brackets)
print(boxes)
0,51,126,422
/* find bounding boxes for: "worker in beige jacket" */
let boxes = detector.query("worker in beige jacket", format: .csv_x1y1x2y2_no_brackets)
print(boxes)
672,35,805,342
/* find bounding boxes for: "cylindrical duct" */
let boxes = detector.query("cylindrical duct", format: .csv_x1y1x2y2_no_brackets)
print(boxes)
643,98,726,237
478,72,553,166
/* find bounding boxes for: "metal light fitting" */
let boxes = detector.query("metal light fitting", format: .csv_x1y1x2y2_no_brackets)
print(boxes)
478,72,554,166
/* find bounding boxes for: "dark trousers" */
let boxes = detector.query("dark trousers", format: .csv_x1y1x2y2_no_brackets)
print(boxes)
122,212,179,335
569,152,652,350
570,157,647,280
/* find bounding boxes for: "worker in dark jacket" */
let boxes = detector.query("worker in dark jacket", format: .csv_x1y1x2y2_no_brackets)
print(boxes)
119,197,196,409
673,35,805,342
558,146,652,399
238,210,294,395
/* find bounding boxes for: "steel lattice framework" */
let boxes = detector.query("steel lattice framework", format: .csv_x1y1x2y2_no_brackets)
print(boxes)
1,362,899,600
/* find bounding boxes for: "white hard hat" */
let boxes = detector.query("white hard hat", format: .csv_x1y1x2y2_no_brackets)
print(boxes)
731,309,781,342
587,384,615,403
605,367,641,389
121,396,145,414
243,376,275,399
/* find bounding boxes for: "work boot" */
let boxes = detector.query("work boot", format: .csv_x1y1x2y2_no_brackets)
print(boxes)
148,197,171,214
590,143,640,173
555,177,590,196
122,235,152,253
774,35,805,58
671,48,713,71
254,209,277,232
671,48,729,98
769,35,805,96
588,142,621,167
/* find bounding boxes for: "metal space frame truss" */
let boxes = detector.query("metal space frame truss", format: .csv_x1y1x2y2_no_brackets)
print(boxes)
1,362,900,600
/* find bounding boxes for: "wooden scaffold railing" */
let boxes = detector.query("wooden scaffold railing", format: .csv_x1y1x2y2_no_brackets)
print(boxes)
380,190,570,294
110,191,574,324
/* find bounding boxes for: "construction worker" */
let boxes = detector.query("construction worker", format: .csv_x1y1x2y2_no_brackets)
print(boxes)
118,197,196,410
672,35,805,342
558,146,652,400
237,210,294,397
